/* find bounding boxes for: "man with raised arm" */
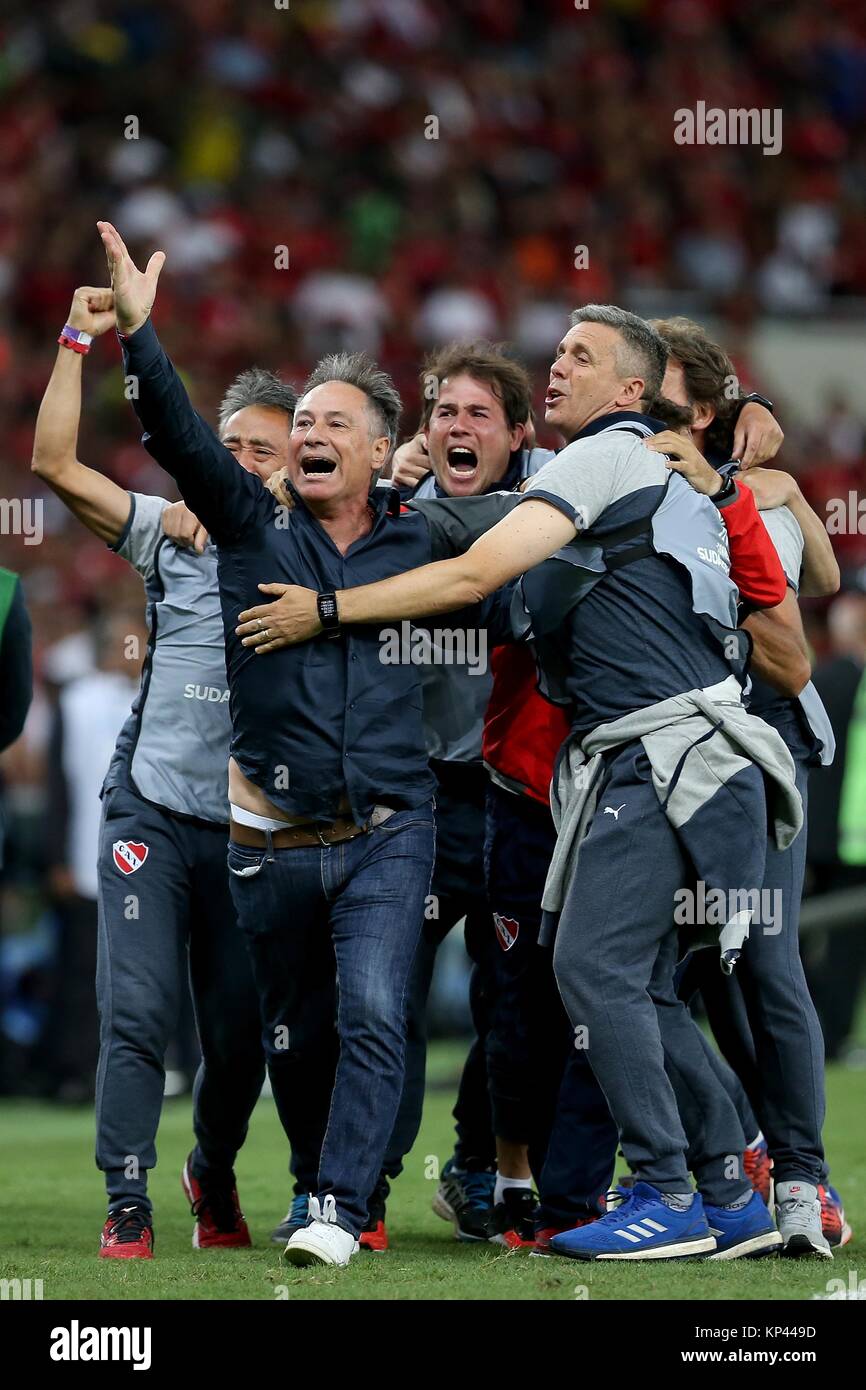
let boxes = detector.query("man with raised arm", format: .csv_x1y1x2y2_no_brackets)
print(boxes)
97,220,518,1268
30,285,320,1258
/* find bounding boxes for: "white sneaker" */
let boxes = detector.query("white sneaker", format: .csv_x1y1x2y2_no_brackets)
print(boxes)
285,1195,359,1267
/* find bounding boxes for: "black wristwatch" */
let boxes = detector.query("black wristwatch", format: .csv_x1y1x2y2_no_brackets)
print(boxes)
735,391,774,417
710,473,738,506
316,591,341,638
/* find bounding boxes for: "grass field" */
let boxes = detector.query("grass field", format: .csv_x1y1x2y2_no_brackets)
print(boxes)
1,1044,863,1302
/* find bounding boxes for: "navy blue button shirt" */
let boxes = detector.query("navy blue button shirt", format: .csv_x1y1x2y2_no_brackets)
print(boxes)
120,320,508,823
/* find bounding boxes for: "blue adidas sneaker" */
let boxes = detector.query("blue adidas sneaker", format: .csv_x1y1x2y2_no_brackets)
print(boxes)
549,1182,716,1261
705,1191,783,1259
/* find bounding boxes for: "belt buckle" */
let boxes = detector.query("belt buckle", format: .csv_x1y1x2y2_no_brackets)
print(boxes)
315,823,333,847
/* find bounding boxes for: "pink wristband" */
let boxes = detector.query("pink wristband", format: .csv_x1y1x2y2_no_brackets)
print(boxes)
58,324,93,354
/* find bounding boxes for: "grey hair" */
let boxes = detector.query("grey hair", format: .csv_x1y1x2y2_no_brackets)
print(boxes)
570,304,668,403
298,352,402,448
218,368,298,436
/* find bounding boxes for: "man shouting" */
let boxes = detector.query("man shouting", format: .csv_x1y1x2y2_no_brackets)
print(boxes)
98,220,503,1268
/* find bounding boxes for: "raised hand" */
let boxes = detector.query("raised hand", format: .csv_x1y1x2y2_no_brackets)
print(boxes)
66,287,117,338
390,433,431,489
161,501,210,554
96,220,166,336
732,403,784,469
643,430,723,496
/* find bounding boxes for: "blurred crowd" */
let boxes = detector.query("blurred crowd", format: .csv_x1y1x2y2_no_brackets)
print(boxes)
1,0,865,1093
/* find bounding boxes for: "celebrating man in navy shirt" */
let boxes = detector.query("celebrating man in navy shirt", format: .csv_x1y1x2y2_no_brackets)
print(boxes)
98,219,506,1268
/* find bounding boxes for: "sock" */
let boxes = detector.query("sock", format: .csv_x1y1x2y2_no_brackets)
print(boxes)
722,1191,753,1211
775,1180,817,1204
659,1191,695,1211
494,1174,532,1205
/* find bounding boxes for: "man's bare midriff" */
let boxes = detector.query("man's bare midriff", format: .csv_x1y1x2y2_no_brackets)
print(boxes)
228,756,351,824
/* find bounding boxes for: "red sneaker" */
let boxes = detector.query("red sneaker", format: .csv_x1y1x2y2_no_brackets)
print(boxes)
181,1155,251,1249
99,1205,154,1260
359,1219,389,1252
531,1217,599,1257
743,1138,773,1206
818,1183,853,1248
503,1224,536,1249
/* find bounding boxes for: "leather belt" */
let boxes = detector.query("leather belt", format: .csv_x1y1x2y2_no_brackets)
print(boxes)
230,805,395,850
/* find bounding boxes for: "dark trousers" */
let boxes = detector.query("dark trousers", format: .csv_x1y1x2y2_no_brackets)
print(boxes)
379,762,496,1188
485,773,752,1219
484,784,576,1169
229,804,435,1237
95,786,266,1210
381,895,495,1180
551,744,750,1199
484,782,619,1222
676,761,826,1186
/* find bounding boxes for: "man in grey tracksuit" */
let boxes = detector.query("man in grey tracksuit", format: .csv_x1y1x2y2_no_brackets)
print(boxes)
31,288,326,1256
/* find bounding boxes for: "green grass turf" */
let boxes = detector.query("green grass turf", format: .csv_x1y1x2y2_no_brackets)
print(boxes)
0,1044,863,1302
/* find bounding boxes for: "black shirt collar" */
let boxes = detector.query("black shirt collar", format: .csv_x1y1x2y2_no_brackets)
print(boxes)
570,410,666,442
284,477,398,522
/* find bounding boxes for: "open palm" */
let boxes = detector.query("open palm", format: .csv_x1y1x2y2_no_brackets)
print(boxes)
97,220,166,335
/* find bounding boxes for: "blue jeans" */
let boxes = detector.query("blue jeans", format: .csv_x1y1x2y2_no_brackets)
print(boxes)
227,804,435,1237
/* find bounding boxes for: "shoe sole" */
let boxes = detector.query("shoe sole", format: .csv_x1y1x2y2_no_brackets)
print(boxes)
709,1230,783,1260
558,1236,718,1262
284,1237,358,1267
781,1233,833,1260
432,1192,455,1223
